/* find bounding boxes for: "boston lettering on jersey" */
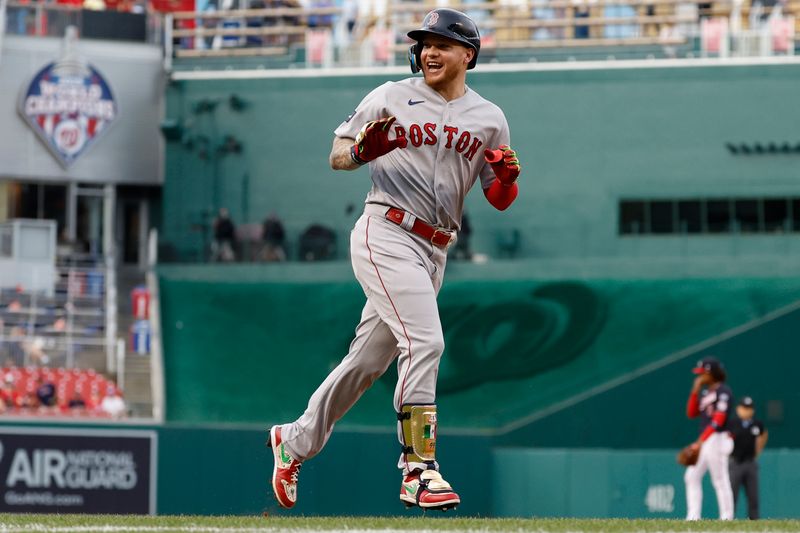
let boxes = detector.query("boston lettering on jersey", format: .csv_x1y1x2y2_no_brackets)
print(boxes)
393,123,483,161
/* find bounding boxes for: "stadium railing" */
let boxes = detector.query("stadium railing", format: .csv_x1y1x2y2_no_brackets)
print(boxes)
4,0,163,43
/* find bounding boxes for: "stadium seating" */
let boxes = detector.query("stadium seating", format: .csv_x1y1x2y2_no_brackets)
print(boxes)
0,366,122,417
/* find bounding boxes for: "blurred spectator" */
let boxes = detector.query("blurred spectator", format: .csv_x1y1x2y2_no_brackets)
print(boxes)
36,376,57,407
3,327,26,367
68,391,87,410
23,336,50,366
246,0,267,46
99,386,127,418
273,0,302,45
0,375,20,411
750,0,780,26
218,0,247,49
211,207,237,262
308,0,334,28
20,391,38,409
643,1,657,37
260,213,287,262
193,0,217,50
12,0,30,36
574,4,590,38
698,0,713,18
343,0,358,36
43,317,68,334
659,24,681,58
298,223,336,261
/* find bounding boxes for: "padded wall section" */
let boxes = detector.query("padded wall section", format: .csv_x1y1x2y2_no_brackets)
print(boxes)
492,448,800,518
160,268,800,448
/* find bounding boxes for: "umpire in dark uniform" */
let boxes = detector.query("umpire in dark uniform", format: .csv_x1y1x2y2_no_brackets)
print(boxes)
729,396,769,519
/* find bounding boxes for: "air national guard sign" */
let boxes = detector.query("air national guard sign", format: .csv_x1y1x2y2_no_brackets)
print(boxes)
18,26,118,168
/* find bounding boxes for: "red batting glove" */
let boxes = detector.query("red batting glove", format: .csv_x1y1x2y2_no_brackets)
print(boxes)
351,116,408,165
484,144,521,185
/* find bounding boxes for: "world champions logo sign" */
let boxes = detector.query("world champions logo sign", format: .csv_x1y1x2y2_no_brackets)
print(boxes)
18,26,118,168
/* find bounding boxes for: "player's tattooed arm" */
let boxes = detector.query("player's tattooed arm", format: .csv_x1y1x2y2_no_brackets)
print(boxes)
330,136,361,171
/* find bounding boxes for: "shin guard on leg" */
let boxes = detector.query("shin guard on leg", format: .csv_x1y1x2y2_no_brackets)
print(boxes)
397,404,460,510
398,404,437,464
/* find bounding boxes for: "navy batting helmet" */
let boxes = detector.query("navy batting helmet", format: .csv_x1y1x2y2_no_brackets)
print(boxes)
407,8,481,73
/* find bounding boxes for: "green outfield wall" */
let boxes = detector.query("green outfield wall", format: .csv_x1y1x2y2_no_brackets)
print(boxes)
1,421,797,517
500,298,800,449
492,447,800,519
154,431,800,518
161,62,800,261
158,268,800,447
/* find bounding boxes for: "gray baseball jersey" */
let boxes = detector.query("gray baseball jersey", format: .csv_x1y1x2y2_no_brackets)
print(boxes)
334,77,511,230
278,75,513,477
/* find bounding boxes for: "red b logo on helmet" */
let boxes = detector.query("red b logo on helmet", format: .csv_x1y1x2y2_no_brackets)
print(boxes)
426,12,439,27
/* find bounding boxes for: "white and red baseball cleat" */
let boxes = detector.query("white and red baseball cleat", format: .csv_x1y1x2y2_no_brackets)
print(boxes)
399,469,460,511
268,426,302,509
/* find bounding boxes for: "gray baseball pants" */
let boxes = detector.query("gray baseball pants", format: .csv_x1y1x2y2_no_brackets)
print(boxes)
278,204,448,474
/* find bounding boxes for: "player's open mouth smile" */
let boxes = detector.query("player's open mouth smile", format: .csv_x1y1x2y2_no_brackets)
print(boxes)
426,62,443,73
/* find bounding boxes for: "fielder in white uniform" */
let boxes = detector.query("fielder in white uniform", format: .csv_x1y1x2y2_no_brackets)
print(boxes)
267,8,522,511
684,356,735,520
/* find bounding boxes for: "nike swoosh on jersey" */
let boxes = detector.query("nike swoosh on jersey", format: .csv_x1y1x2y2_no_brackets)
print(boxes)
408,99,425,106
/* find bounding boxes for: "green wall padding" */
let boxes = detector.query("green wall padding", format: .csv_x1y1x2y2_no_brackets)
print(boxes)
501,297,800,449
492,448,800,519
159,269,800,448
2,420,797,517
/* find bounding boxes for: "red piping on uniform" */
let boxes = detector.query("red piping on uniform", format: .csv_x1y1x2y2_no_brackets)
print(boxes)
365,217,414,470
687,391,700,418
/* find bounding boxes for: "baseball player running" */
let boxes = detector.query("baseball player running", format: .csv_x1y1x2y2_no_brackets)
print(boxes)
267,8,521,511
684,356,735,520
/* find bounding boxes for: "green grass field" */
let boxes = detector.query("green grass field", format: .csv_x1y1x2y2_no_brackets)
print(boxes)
1,515,800,532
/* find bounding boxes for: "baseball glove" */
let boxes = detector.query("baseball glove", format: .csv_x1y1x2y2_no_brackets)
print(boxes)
676,443,700,466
